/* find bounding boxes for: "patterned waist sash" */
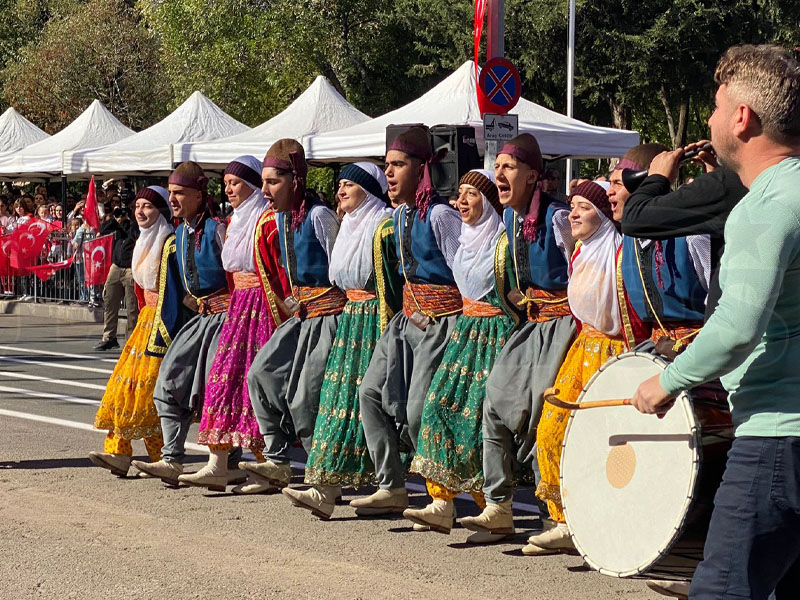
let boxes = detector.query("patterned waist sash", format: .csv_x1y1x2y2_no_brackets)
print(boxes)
523,288,570,323
402,283,462,319
297,286,347,319
462,297,504,318
346,289,378,302
649,322,703,353
197,290,231,314
582,324,625,342
233,271,261,290
144,289,159,308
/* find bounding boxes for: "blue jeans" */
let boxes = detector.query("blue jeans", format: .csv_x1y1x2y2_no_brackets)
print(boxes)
690,437,800,599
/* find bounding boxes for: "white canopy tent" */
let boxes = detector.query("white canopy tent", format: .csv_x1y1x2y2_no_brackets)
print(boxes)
0,100,134,179
176,76,370,170
64,91,250,177
0,107,50,155
304,61,639,161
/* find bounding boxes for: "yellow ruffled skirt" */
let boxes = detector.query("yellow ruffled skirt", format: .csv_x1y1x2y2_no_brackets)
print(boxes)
535,326,627,523
94,305,163,459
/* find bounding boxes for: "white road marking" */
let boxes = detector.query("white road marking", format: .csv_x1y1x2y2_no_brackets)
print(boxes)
0,385,100,406
0,408,208,453
0,356,113,375
0,344,118,364
0,370,107,391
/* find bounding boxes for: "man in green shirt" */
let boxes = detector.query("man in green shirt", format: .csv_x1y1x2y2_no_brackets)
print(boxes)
632,44,800,598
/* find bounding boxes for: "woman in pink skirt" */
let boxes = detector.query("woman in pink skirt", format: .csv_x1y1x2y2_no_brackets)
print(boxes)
178,155,289,493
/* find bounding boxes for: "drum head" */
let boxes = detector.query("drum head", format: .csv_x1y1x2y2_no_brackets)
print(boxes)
560,352,700,577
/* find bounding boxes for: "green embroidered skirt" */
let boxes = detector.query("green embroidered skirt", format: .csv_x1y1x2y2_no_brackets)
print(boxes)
411,294,514,493
304,298,380,488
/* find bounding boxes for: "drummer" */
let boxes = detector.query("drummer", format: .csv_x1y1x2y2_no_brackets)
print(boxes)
524,181,628,555
610,143,712,355
632,44,800,598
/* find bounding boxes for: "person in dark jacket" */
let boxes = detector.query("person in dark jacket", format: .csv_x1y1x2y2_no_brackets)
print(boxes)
93,206,140,350
621,140,748,317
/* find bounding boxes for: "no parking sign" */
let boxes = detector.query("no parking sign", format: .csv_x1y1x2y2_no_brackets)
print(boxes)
479,57,521,115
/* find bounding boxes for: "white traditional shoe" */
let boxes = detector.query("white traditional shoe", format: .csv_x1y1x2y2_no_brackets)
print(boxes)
282,485,340,520
231,474,280,494
459,500,515,535
645,579,690,599
349,488,409,516
403,500,454,534
227,468,248,485
131,459,184,485
239,460,291,488
526,518,558,545
521,522,574,555
88,451,131,477
178,450,229,492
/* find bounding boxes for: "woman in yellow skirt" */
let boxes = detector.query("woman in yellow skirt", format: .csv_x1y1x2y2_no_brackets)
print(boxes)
525,181,627,555
89,186,174,477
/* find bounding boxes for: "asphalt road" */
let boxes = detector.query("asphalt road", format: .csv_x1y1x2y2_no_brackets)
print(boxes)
0,313,659,600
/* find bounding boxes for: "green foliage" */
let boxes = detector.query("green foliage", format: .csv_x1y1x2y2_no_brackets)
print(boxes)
2,0,167,132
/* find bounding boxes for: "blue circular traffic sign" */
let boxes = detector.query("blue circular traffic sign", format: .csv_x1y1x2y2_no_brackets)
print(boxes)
479,57,521,115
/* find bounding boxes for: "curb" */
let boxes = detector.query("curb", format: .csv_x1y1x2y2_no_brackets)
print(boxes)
0,300,118,323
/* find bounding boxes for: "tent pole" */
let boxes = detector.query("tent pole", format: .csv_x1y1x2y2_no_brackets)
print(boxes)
565,0,576,192
60,175,67,226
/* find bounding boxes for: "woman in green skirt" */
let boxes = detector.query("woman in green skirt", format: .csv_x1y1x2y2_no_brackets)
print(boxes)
405,169,522,534
282,162,401,519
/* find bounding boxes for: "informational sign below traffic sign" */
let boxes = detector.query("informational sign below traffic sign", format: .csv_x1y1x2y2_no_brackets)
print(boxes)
483,113,519,141
479,57,521,115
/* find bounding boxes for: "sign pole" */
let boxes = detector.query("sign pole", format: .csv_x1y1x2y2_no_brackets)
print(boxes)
565,0,576,192
484,0,505,170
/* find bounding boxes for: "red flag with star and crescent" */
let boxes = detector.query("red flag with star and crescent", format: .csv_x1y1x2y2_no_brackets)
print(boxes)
0,233,15,277
9,218,54,272
83,233,113,286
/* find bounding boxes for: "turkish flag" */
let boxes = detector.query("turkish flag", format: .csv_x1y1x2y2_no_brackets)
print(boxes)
84,176,101,232
83,233,113,286
27,256,74,282
10,218,53,271
0,234,14,277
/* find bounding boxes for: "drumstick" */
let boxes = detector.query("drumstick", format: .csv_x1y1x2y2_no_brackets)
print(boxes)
544,387,632,410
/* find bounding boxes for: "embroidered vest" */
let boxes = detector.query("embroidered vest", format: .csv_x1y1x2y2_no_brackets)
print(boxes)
277,201,333,288
620,236,706,323
504,195,569,292
394,200,457,286
175,217,227,297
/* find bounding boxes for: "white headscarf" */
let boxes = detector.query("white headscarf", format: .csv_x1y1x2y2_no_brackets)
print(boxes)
132,186,173,291
452,169,505,301
329,162,393,290
220,155,269,274
566,204,622,335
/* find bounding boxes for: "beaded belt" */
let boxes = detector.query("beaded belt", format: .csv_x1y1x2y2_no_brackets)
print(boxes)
582,324,625,341
462,297,504,318
233,271,261,290
523,288,570,323
346,289,378,302
297,286,347,319
402,283,462,319
143,289,159,308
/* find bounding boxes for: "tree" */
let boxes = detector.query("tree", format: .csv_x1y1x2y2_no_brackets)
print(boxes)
2,0,167,132
137,0,313,126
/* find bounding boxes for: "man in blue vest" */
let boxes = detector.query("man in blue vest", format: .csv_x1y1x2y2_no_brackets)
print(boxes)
132,161,238,486
353,126,464,516
460,133,576,544
242,139,343,494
